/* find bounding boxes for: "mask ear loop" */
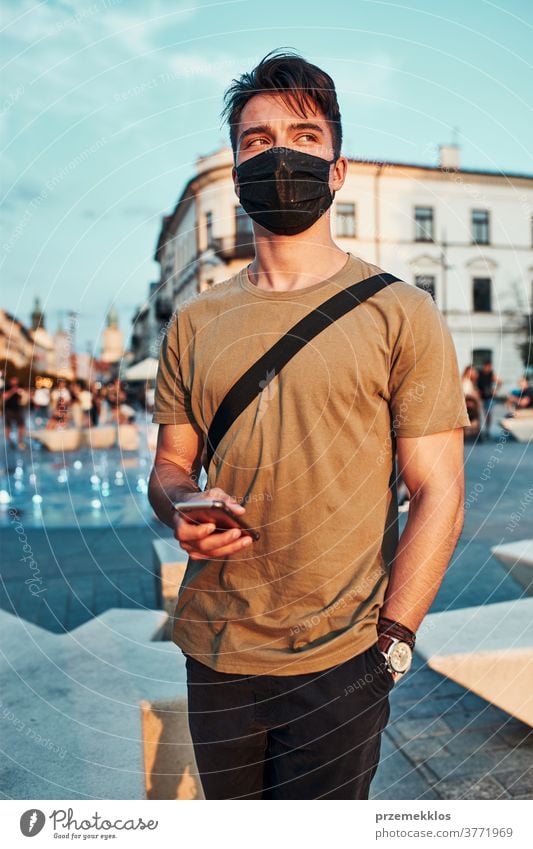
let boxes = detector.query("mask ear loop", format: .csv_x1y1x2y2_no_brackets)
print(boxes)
328,155,338,203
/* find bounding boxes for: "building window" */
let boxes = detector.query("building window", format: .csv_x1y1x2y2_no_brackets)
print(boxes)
414,206,434,242
205,211,214,247
472,209,490,245
235,205,253,245
336,202,356,238
472,348,492,370
473,277,492,312
415,275,436,301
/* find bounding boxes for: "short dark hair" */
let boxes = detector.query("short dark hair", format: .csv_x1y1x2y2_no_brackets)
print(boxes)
221,48,342,160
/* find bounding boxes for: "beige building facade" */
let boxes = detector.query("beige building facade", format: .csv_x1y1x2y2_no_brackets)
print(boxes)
149,145,533,393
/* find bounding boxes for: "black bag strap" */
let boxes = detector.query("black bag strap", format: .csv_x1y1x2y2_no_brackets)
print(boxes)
205,271,401,471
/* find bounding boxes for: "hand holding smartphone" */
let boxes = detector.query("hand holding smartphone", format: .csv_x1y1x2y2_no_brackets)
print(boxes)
173,499,260,541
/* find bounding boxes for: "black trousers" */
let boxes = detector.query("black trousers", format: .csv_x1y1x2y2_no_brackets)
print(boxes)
184,641,395,800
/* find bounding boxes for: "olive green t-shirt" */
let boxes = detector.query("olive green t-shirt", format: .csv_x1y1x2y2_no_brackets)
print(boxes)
153,251,470,675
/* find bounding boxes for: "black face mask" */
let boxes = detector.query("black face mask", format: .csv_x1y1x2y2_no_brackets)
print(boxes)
236,147,337,236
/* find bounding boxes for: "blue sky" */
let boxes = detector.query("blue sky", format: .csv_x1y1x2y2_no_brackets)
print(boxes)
1,0,532,353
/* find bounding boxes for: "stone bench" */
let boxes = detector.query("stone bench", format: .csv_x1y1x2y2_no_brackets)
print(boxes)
499,411,533,442
30,426,120,451
81,425,117,449
152,537,188,612
491,539,533,596
415,599,533,727
116,423,141,451
29,428,82,451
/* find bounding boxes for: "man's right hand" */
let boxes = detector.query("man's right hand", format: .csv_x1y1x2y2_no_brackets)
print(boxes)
173,487,253,561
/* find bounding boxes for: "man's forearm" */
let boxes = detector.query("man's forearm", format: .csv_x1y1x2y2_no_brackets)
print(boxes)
148,461,201,529
380,486,464,632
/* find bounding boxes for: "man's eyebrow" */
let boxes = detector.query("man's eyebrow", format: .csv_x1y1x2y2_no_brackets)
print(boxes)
238,124,272,144
287,122,325,135
238,122,325,145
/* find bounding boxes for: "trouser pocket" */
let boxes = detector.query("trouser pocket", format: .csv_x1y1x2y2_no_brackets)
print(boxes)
365,641,396,697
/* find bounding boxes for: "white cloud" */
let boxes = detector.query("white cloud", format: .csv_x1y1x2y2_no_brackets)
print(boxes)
331,52,398,103
167,52,243,81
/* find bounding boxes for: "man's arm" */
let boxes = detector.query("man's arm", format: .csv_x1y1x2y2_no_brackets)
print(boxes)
380,427,465,632
148,422,205,529
148,422,253,559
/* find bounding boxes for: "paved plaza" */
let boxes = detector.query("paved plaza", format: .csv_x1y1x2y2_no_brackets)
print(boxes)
0,405,531,799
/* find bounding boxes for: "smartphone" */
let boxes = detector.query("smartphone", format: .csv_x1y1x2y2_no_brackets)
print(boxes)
173,499,260,541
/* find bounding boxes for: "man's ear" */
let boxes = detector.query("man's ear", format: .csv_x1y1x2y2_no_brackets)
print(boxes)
331,155,347,193
232,164,240,199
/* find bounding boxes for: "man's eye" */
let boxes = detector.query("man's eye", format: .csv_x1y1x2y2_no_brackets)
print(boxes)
247,138,268,147
297,134,318,142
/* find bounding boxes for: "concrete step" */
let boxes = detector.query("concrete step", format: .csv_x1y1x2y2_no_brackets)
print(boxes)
491,539,533,596
0,606,189,799
499,415,533,442
415,599,533,727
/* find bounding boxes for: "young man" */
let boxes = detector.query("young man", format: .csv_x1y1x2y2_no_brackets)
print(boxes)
148,48,470,800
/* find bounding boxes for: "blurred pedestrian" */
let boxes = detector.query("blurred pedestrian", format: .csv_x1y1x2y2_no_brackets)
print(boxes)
78,381,93,427
69,382,83,429
476,360,502,439
107,378,126,423
32,381,51,427
47,378,71,429
88,383,101,426
462,365,481,401
145,381,155,414
3,375,28,448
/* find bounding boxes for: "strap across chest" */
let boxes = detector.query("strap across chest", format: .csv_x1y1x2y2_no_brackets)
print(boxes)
204,271,401,472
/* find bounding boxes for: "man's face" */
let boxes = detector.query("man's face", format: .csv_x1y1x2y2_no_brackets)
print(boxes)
232,92,346,199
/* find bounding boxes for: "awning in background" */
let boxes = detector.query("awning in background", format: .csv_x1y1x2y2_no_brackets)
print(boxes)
123,357,159,381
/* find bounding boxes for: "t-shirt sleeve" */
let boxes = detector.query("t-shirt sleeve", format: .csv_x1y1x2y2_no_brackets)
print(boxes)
388,293,471,437
152,312,196,426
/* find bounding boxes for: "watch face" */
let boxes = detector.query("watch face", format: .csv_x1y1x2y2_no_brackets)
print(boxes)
389,641,412,673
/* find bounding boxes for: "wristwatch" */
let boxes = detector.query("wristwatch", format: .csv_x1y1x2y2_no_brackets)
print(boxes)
377,632,413,676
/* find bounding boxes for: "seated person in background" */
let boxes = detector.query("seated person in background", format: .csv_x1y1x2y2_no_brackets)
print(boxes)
118,402,136,424
505,376,533,413
516,379,533,410
107,378,127,423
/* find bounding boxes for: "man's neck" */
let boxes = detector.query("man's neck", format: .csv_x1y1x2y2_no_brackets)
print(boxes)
247,236,349,293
